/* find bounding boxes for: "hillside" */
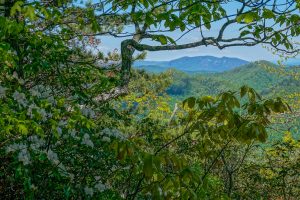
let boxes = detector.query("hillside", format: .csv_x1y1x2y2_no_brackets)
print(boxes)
166,61,300,141
167,60,300,99
134,56,249,72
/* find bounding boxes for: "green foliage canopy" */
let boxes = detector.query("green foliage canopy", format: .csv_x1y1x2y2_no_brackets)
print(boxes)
0,0,299,199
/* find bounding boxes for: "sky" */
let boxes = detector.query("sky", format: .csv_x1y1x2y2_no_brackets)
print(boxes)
100,36,281,62
98,1,300,63
100,28,299,63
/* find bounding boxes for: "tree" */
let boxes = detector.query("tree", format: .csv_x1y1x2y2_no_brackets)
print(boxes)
0,0,299,199
79,0,300,99
2,0,300,99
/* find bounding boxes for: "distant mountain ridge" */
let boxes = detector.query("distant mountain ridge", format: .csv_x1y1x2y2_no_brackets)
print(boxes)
134,56,249,72
284,58,300,66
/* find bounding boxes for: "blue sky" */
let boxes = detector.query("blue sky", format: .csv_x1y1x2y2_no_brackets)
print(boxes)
100,28,299,62
100,38,279,62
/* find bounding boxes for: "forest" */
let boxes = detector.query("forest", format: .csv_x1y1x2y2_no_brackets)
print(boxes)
0,0,300,199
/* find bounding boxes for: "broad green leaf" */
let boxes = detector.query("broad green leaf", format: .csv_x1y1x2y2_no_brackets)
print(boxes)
25,6,36,20
183,97,196,108
262,9,275,19
18,124,28,135
244,13,256,23
143,154,153,179
158,35,167,45
10,1,24,16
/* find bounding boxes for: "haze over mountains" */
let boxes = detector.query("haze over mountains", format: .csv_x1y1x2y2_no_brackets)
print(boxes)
134,55,300,73
285,58,300,66
134,56,249,72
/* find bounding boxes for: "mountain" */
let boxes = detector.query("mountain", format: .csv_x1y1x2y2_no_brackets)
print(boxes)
166,60,300,139
134,56,249,72
167,60,300,99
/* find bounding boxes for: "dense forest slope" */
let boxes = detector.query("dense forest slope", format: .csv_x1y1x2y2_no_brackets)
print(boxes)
163,60,300,140
166,60,300,99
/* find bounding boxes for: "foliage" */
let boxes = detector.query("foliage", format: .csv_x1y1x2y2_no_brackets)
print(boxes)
0,0,299,199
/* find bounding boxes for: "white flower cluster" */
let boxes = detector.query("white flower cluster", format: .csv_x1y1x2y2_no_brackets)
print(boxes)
81,107,96,119
69,129,78,139
31,85,51,98
0,85,7,98
45,149,70,177
56,127,63,137
6,143,27,153
111,165,118,172
84,186,94,197
84,180,107,197
6,143,31,165
13,91,27,106
101,128,126,141
18,148,31,165
30,85,57,105
81,133,94,148
27,104,50,121
57,163,68,176
47,149,59,165
28,135,45,151
12,72,25,85
69,173,75,182
101,136,111,142
29,88,41,98
58,120,67,127
6,135,47,165
94,182,106,192
39,108,48,121
47,96,57,105
5,137,69,177
27,104,38,118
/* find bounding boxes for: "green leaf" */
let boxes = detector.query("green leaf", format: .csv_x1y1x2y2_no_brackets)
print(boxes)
25,6,36,20
203,19,211,29
240,30,251,37
258,127,267,142
201,96,215,103
248,90,256,102
240,85,248,98
167,36,176,45
145,13,154,25
39,153,47,161
183,97,196,109
237,12,257,24
152,35,171,45
141,0,149,8
143,154,153,179
244,13,256,24
158,35,167,45
10,1,24,16
262,9,275,19
236,15,243,23
180,23,186,31
18,124,28,135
